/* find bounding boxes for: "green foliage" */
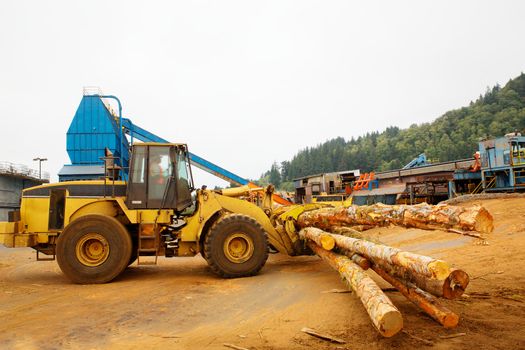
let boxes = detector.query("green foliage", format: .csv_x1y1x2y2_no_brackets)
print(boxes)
279,181,295,192
262,73,525,184
268,162,281,187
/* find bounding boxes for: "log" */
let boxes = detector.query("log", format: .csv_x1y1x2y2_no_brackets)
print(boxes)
349,253,371,270
307,241,403,337
299,228,335,250
378,264,469,300
301,228,469,299
297,202,493,234
371,265,459,328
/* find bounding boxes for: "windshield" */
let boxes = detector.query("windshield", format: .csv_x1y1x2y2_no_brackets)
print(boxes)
174,148,192,187
173,146,194,210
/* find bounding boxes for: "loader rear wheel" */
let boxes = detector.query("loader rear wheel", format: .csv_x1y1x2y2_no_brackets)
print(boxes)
56,214,132,284
204,214,268,278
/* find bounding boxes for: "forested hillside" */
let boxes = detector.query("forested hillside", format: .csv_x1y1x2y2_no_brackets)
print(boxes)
260,73,525,190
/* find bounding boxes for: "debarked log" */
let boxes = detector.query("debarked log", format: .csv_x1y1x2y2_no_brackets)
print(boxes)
371,265,459,328
307,241,403,337
297,202,493,234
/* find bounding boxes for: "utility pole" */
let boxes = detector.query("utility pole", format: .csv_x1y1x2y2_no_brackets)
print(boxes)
33,157,48,179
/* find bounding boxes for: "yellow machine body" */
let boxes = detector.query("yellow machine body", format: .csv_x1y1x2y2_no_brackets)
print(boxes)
0,180,295,255
0,142,306,283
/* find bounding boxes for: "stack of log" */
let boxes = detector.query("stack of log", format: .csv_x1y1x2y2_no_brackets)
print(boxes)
291,202,494,337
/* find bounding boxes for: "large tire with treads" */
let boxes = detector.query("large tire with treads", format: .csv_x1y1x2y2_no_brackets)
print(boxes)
204,214,269,278
56,214,132,284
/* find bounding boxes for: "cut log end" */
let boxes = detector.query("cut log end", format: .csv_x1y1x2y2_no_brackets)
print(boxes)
443,269,470,299
427,260,451,280
442,312,460,329
378,310,404,338
320,234,335,250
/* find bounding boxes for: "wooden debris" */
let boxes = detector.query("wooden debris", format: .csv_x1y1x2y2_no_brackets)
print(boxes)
372,265,459,328
223,343,250,350
447,228,483,238
300,327,346,344
466,292,490,299
307,242,403,337
472,270,504,280
149,334,181,339
439,332,466,339
297,202,494,234
402,330,434,346
321,289,351,294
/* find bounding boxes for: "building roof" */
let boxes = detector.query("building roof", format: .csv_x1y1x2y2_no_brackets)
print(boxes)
293,169,360,182
58,165,105,176
352,184,407,196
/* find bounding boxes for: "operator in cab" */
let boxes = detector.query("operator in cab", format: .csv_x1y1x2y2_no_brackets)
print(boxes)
149,153,169,199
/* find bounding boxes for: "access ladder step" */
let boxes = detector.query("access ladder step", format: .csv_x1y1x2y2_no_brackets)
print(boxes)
138,248,158,253
139,236,156,240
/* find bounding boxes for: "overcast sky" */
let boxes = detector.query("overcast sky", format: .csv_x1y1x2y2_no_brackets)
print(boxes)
1,1,524,188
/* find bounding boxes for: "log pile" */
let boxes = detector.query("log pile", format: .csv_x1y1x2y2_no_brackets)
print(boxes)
299,227,470,337
272,202,492,336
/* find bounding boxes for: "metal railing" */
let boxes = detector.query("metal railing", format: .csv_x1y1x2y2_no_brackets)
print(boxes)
0,161,50,181
83,86,104,96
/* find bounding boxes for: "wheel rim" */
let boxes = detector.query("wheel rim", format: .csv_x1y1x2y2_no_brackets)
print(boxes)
75,233,110,267
223,232,254,263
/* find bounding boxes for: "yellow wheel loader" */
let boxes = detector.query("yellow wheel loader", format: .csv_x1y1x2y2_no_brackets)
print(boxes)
0,143,303,283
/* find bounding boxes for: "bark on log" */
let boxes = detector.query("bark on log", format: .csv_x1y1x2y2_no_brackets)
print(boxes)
301,227,469,299
307,241,403,337
371,265,459,328
348,253,371,270
297,202,493,234
330,226,362,237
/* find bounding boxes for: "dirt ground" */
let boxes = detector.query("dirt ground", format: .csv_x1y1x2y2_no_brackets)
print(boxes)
0,197,524,350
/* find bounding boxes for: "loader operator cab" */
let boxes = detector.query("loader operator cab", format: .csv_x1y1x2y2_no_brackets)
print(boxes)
126,143,194,212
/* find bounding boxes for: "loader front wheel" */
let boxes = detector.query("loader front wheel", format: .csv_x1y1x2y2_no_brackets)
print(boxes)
57,215,132,284
204,214,268,278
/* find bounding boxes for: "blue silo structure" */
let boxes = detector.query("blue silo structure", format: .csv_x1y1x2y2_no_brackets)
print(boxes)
58,95,129,181
58,92,249,186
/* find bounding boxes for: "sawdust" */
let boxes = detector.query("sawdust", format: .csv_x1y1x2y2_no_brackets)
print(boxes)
0,198,524,349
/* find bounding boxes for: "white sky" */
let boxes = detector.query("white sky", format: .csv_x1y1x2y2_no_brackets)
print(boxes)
1,1,524,188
